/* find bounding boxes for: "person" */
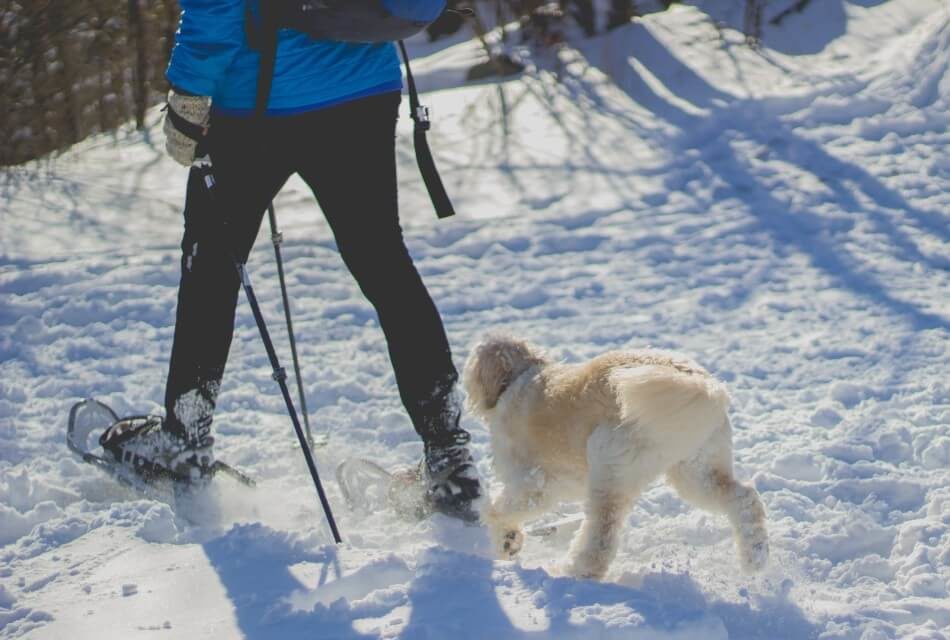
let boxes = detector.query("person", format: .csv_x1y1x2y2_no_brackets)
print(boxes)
110,0,481,521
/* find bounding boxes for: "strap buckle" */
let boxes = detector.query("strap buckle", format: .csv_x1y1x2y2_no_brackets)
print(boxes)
415,105,431,131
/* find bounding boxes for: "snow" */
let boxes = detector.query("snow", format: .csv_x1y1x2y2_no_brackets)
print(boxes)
1,1,948,638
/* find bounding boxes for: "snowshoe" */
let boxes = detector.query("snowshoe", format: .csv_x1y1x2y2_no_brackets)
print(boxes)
335,457,583,536
67,399,254,492
524,512,585,538
335,436,481,524
336,458,431,521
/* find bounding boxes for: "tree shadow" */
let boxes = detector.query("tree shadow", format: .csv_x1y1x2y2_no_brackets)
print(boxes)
682,0,891,56
561,20,948,331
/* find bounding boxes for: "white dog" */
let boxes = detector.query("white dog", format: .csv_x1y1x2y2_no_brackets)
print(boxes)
463,334,769,580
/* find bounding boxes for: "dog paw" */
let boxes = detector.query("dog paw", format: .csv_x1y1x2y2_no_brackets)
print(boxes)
564,563,606,581
741,539,769,573
500,529,524,559
564,551,608,581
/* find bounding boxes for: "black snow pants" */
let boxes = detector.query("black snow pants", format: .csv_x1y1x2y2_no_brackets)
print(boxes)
163,91,459,444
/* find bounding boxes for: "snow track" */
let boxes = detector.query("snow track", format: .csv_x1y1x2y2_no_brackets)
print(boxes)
1,1,948,638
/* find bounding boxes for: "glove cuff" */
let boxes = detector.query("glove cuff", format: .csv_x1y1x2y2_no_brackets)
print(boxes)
165,104,206,144
167,91,211,126
163,91,210,167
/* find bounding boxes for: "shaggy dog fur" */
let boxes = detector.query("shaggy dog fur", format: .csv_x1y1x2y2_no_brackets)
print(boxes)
463,334,769,580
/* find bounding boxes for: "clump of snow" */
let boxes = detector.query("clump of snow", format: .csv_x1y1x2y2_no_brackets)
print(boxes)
136,504,179,544
919,436,950,470
0,501,62,547
0,584,15,608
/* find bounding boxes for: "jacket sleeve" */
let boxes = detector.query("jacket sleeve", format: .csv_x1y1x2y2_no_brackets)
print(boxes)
166,0,247,97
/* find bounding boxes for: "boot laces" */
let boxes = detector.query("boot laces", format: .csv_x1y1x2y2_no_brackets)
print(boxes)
424,430,472,476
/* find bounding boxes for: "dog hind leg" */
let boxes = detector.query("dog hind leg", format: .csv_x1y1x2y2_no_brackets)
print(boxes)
565,424,661,580
666,425,769,572
565,487,635,580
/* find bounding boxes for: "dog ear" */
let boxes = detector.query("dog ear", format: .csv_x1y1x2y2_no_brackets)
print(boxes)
463,335,543,413
463,340,510,412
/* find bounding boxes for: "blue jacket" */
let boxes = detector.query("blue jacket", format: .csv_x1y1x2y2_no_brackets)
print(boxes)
166,0,402,115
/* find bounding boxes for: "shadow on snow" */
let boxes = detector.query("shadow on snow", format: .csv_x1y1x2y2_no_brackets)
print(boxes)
561,19,948,331
203,524,820,639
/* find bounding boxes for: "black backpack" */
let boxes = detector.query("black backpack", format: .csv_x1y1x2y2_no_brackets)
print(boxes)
267,0,446,42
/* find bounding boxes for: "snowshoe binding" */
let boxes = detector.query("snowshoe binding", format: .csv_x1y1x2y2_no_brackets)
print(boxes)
67,398,254,492
98,414,215,487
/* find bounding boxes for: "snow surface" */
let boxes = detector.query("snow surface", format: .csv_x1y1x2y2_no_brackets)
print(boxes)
1,1,948,638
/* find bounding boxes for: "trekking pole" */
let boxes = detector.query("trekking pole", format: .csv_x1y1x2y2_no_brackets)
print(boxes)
266,204,318,450
193,153,342,544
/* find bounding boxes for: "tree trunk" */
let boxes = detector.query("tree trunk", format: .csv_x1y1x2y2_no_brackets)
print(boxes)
49,8,82,147
744,0,763,48
129,0,148,129
607,0,635,31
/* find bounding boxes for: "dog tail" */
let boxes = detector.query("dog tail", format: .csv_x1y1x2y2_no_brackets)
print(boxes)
610,365,730,456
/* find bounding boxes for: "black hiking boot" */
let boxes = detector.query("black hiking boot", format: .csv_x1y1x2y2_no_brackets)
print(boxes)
422,428,481,522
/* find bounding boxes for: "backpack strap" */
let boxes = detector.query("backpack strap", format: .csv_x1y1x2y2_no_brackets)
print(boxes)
398,40,455,219
252,2,279,119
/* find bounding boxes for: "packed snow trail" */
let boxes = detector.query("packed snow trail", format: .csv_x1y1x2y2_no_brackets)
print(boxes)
1,1,948,638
